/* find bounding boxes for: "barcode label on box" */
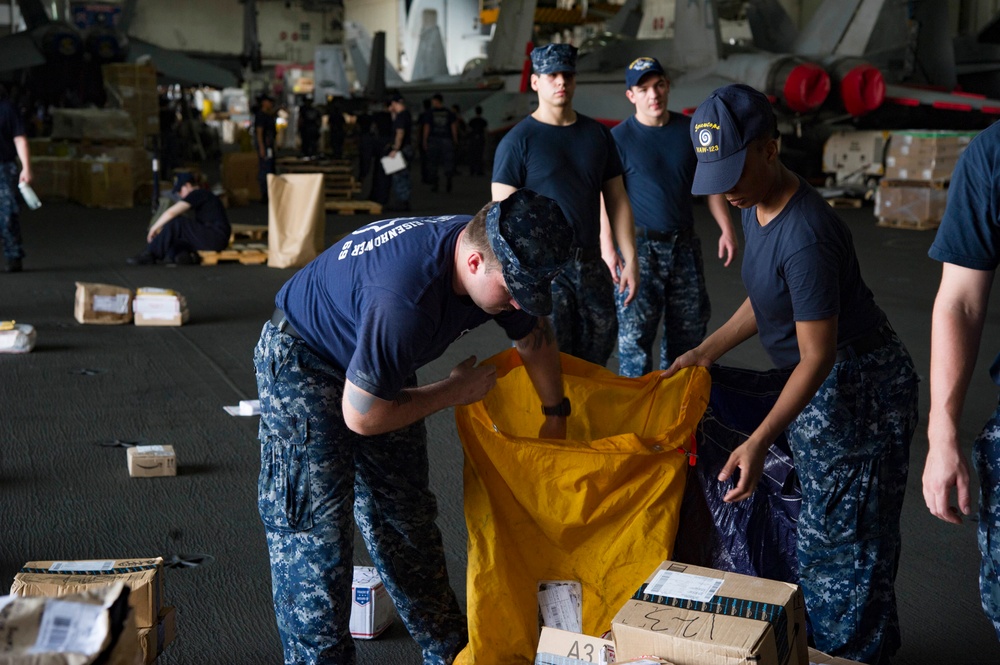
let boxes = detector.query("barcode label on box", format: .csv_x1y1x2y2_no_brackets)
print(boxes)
49,560,116,572
28,600,105,655
645,570,724,603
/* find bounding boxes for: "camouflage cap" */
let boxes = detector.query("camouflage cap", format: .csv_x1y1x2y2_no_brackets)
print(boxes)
530,43,577,75
486,189,575,317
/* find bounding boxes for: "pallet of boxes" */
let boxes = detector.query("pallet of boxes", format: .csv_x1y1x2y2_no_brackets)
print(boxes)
7,558,176,663
875,130,977,230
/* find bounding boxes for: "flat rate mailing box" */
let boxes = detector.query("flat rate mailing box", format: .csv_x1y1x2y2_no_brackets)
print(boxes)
9,558,165,629
127,445,177,477
612,561,808,665
75,282,133,325
350,566,394,639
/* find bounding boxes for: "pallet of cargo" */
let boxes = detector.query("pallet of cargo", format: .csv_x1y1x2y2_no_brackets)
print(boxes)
826,197,862,209
876,217,940,231
198,248,268,266
325,199,383,215
229,223,268,242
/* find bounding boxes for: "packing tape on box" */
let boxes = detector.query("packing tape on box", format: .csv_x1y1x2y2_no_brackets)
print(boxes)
631,582,791,665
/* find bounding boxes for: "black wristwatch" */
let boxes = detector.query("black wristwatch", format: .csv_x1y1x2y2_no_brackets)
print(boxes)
541,397,571,418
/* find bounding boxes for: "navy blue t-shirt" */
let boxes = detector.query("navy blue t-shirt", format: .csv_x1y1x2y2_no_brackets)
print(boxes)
492,114,623,249
929,123,1000,385
741,177,885,368
393,109,412,146
184,188,230,232
275,216,536,400
0,100,25,163
427,107,455,140
254,110,276,150
612,113,696,233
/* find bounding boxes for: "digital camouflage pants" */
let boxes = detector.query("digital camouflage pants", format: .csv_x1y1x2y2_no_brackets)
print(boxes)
974,397,1000,640
0,162,23,261
787,328,918,664
550,255,618,368
615,229,710,377
254,322,467,665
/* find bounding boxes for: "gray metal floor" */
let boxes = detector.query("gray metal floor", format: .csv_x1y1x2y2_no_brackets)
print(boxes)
1,172,998,664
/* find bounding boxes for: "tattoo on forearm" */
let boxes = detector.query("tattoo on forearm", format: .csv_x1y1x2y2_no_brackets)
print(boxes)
518,317,556,351
347,385,375,415
394,390,413,406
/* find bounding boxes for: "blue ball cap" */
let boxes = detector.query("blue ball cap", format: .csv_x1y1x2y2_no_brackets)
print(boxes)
690,84,778,196
485,189,575,317
625,57,665,89
530,43,577,75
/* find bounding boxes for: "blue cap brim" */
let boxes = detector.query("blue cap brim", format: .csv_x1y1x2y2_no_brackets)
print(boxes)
691,147,747,196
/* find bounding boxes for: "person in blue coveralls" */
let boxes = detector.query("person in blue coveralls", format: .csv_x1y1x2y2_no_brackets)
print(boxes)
492,43,638,367
255,188,577,665
606,56,738,377
664,84,918,664
923,120,1000,641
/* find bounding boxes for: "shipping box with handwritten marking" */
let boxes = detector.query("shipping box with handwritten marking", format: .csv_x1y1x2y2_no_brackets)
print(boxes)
351,566,395,639
8,557,165,629
534,626,615,665
611,561,808,665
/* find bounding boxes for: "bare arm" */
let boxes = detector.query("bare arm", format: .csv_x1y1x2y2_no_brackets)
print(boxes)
391,128,405,157
256,127,266,158
707,193,738,267
13,135,30,183
663,297,759,377
491,182,517,201
598,193,623,286
924,262,995,523
147,200,192,243
514,316,567,438
342,356,498,436
421,124,429,151
601,175,638,305
718,317,837,502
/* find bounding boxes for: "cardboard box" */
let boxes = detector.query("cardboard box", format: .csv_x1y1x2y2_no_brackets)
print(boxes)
875,181,948,226
612,561,808,665
807,647,865,664
883,131,976,182
133,288,189,327
71,159,134,208
127,445,177,477
103,63,160,139
30,156,72,199
223,151,261,201
51,108,136,142
535,626,615,665
74,282,133,325
350,566,394,639
9,557,164,629
137,606,177,664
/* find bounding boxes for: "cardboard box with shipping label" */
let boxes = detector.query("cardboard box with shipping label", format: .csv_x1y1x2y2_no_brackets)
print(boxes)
74,282,133,325
9,557,164,629
127,445,177,477
807,647,865,665
133,288,189,327
612,561,808,665
350,566,394,639
535,626,615,665
138,606,177,664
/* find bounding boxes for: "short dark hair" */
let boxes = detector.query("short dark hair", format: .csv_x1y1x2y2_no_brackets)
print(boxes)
463,202,501,271
432,93,444,102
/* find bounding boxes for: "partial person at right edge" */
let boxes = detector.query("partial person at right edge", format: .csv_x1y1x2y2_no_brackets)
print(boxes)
604,56,738,377
127,173,231,266
0,87,31,273
923,119,1000,641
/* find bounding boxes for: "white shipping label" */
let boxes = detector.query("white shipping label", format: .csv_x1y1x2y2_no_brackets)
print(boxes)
538,581,582,634
645,570,724,603
0,331,17,349
28,600,106,655
92,294,130,314
135,445,171,456
49,560,116,572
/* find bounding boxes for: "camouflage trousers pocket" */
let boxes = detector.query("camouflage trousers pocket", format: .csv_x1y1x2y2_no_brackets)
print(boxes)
801,454,886,547
258,417,314,532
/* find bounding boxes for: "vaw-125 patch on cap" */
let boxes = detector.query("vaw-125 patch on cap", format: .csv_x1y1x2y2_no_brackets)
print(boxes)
625,56,666,89
690,84,778,196
530,43,578,75
486,189,575,317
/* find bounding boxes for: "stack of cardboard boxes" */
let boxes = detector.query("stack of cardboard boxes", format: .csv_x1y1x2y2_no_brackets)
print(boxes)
8,558,176,663
875,130,977,230
74,283,188,327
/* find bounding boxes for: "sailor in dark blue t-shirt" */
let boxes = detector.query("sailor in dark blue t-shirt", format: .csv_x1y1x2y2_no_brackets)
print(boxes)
127,172,231,265
254,189,575,665
423,93,457,192
925,121,1000,640
666,85,918,664
492,43,638,368
386,92,414,211
609,57,738,377
254,94,277,205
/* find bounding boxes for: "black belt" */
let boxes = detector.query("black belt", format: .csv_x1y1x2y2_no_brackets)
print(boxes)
637,226,692,242
835,322,892,363
575,246,601,261
271,309,303,340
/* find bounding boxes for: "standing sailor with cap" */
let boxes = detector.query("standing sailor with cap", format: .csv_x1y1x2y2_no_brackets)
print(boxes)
255,188,575,665
607,56,738,377
492,43,638,367
664,84,918,664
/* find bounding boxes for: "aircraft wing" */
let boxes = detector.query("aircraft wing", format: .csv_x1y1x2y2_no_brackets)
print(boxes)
884,83,1000,115
127,38,238,89
0,32,47,73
